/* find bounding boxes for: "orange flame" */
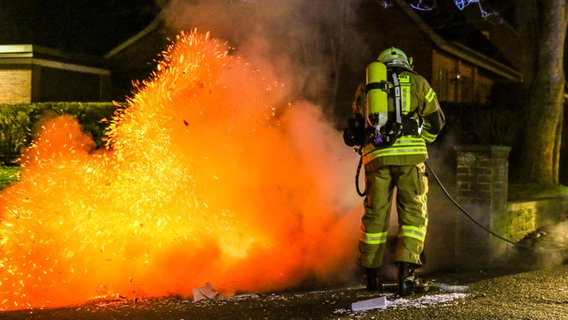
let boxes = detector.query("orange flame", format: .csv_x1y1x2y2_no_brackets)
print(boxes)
0,30,360,310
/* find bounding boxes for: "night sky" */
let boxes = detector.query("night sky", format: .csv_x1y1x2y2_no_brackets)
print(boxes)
0,0,160,55
0,0,515,57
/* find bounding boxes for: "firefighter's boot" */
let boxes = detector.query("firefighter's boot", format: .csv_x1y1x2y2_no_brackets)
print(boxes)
364,268,382,291
397,262,428,296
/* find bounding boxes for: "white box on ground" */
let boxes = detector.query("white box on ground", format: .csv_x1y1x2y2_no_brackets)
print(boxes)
193,282,219,301
351,296,388,311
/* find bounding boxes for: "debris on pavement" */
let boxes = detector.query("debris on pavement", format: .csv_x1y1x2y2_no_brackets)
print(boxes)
434,283,469,292
351,296,388,311
387,292,468,310
192,283,219,301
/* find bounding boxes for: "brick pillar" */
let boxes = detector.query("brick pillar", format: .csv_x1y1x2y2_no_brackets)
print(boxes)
454,145,510,268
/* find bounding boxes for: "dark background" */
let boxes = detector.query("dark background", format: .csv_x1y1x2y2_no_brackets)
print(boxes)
0,0,514,56
0,0,160,55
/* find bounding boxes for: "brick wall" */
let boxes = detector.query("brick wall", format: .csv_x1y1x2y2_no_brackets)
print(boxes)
0,69,32,103
453,145,568,269
454,145,510,268
499,201,537,242
504,198,568,242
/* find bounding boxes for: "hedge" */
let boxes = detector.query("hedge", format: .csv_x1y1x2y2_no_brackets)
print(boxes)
0,102,118,166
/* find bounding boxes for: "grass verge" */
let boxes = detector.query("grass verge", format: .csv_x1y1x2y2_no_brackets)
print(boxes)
0,166,20,191
508,183,568,201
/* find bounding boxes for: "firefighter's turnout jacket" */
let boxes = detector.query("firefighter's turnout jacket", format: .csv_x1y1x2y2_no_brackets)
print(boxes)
351,67,445,269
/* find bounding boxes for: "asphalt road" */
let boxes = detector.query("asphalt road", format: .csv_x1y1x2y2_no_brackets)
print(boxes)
2,264,567,320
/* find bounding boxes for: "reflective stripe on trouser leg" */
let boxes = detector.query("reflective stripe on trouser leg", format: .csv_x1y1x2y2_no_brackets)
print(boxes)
359,165,393,268
394,163,429,265
358,231,388,269
360,231,388,245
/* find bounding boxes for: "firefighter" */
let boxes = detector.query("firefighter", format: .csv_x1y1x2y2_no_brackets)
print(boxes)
343,47,445,296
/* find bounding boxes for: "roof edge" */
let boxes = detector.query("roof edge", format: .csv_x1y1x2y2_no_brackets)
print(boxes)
393,0,523,82
105,10,166,59
0,44,109,68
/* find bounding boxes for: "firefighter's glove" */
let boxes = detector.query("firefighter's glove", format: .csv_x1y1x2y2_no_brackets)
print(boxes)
401,117,420,136
343,116,365,147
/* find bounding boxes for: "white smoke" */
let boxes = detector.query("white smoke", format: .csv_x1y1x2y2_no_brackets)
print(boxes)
158,0,369,285
158,0,368,215
520,220,568,268
161,0,368,105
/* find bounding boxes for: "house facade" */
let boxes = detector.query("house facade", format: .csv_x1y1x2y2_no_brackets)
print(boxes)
356,0,523,105
0,44,111,104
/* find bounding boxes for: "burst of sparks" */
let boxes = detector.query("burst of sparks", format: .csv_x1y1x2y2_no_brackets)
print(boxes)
0,31,265,310
0,30,357,310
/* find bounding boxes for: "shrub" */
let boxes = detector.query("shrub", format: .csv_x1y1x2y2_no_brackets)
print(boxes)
0,102,117,166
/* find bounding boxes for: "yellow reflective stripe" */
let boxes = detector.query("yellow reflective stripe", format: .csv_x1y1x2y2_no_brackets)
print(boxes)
362,138,426,154
398,74,411,114
401,84,411,114
421,131,437,143
395,137,426,144
398,225,426,242
425,88,436,103
360,231,388,245
365,145,427,157
362,138,427,164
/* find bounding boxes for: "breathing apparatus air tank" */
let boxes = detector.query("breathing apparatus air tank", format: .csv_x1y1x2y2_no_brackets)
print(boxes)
365,61,389,146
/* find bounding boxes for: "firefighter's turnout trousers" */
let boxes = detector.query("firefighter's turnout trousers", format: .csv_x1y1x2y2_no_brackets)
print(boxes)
358,152,429,268
352,69,444,269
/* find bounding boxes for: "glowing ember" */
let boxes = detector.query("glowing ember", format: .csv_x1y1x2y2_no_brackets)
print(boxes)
0,30,359,310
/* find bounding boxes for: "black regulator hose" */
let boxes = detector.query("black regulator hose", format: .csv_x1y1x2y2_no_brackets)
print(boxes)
424,160,567,252
352,155,565,251
356,156,366,197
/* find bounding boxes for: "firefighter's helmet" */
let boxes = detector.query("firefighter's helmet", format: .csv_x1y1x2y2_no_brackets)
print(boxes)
377,47,412,70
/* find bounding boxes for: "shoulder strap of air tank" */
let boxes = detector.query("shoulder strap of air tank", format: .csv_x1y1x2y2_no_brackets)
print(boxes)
391,72,402,124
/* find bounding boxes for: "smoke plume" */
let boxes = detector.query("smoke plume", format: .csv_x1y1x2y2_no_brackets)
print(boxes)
162,0,367,105
0,1,367,309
